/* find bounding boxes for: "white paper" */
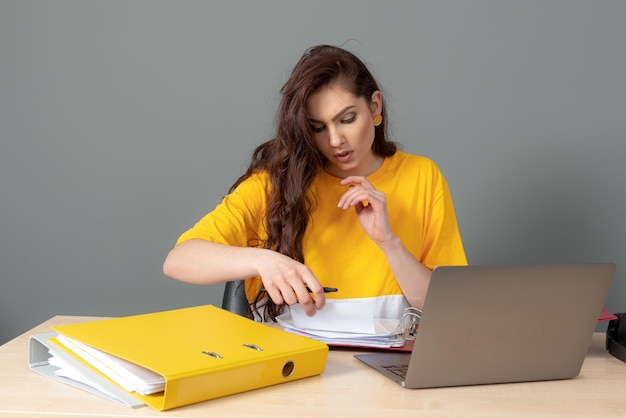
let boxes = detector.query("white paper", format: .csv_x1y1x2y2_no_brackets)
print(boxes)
49,352,117,398
289,299,376,334
276,313,403,348
55,335,165,395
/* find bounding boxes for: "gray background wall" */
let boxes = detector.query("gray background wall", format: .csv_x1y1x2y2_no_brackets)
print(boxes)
1,0,624,344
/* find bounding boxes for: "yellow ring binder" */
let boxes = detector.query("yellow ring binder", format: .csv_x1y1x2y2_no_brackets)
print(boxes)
31,305,328,410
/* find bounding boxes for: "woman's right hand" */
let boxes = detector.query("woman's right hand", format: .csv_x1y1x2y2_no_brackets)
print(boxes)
255,249,326,316
164,240,325,316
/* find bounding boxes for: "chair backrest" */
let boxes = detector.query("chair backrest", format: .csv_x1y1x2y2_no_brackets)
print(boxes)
221,280,249,317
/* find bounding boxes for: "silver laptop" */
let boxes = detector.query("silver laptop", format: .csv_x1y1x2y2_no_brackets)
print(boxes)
355,263,615,388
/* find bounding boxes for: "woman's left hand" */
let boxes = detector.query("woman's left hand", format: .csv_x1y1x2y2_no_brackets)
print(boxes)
338,176,394,245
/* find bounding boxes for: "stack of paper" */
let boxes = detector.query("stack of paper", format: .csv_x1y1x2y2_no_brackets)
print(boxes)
54,334,165,395
276,300,405,348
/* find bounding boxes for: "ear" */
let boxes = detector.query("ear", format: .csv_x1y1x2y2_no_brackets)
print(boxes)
369,90,383,116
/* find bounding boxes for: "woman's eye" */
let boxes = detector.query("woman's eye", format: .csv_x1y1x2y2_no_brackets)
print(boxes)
311,125,325,133
341,113,356,124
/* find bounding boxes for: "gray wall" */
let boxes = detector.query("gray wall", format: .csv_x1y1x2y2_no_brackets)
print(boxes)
1,0,624,344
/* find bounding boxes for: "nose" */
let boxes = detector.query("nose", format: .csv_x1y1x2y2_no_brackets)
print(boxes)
327,126,344,148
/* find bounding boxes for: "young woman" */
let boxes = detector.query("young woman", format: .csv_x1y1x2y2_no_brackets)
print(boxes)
163,45,467,321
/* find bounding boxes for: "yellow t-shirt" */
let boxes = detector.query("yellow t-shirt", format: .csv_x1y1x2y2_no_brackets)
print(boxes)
176,151,467,318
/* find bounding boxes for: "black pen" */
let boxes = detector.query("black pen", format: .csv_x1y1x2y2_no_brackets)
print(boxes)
259,287,338,293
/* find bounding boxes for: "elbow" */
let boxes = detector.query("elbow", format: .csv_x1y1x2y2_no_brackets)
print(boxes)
162,249,182,280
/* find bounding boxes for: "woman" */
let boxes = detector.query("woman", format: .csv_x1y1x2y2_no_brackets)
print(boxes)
163,45,467,321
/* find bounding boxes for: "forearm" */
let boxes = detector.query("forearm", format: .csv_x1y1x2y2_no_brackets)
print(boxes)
163,239,325,314
378,236,432,309
163,239,266,285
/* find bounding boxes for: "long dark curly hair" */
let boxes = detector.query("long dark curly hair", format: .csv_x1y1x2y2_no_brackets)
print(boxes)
230,45,397,320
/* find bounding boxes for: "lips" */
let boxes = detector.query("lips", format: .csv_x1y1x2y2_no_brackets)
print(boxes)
335,150,352,163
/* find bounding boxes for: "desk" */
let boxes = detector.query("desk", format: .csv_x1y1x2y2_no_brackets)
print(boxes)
1,316,625,417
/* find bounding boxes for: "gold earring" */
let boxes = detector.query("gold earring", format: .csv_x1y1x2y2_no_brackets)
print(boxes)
373,114,383,127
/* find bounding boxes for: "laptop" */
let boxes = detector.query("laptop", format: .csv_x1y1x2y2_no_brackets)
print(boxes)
355,263,615,388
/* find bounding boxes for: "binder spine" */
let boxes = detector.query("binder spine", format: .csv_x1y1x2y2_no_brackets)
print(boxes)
160,348,328,410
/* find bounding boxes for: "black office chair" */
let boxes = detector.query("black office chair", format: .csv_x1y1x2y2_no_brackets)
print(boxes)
221,280,249,317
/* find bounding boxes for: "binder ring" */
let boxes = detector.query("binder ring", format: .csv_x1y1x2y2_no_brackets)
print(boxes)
399,307,422,341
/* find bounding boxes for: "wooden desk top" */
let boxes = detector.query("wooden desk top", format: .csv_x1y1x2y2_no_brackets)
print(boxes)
1,315,625,417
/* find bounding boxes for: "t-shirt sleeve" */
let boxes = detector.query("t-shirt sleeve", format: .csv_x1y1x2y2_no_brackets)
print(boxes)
175,172,268,248
419,163,467,269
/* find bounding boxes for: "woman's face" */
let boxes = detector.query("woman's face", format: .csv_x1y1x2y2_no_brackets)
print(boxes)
306,82,383,178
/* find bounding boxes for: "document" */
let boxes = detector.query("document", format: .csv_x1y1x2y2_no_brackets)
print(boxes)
48,347,119,399
277,300,406,349
54,334,165,395
289,299,377,334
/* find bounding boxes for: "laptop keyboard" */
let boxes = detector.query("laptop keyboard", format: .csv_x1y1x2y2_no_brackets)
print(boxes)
383,364,409,378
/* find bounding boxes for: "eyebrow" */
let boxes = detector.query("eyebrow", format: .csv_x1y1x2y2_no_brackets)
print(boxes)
308,105,356,123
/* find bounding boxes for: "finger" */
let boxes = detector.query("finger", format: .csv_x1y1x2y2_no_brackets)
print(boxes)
297,292,318,316
278,284,299,306
262,285,285,306
293,270,325,313
348,186,371,208
303,281,326,310
339,177,375,208
292,272,320,300
338,187,372,210
340,176,369,187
